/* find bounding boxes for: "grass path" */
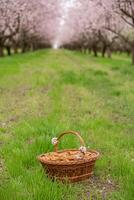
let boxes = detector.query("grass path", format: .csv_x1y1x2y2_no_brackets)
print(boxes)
0,49,134,200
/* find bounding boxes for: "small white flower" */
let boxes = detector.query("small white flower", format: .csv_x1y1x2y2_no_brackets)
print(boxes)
51,137,58,145
107,179,112,184
79,146,87,153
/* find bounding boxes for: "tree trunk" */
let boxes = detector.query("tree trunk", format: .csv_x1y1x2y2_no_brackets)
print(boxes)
92,45,98,57
0,46,4,57
6,46,11,56
126,50,130,56
14,46,18,54
88,48,91,54
102,44,107,57
107,48,112,58
22,45,26,53
83,48,86,54
30,44,34,51
80,47,83,53
132,46,134,65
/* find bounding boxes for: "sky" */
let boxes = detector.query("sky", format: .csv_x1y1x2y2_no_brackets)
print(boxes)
53,0,76,48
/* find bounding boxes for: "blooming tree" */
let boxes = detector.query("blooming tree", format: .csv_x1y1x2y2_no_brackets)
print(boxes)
0,0,134,64
56,0,134,63
57,0,117,57
0,0,61,55
0,0,22,56
102,0,134,64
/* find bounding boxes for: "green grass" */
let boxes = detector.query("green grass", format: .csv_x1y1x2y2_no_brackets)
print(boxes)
0,49,134,200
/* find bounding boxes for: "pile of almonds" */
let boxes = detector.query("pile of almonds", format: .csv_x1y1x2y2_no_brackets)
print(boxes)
40,150,97,163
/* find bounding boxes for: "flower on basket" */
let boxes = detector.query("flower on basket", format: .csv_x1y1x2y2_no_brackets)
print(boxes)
51,137,58,145
79,146,87,153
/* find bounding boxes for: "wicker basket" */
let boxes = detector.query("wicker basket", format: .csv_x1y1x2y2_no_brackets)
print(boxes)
38,131,99,183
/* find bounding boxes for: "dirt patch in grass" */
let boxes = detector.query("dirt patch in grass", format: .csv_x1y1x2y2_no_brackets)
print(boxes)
76,175,118,200
0,159,9,188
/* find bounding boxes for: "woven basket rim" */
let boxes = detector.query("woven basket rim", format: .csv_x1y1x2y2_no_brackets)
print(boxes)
37,149,100,166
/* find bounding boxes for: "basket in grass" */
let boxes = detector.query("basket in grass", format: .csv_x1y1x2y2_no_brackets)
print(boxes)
37,131,99,183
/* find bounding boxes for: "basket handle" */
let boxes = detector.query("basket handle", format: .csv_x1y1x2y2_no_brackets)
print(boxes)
52,130,86,154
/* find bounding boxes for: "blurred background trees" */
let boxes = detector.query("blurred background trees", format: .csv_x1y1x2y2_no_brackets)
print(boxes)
0,0,60,56
0,0,134,64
